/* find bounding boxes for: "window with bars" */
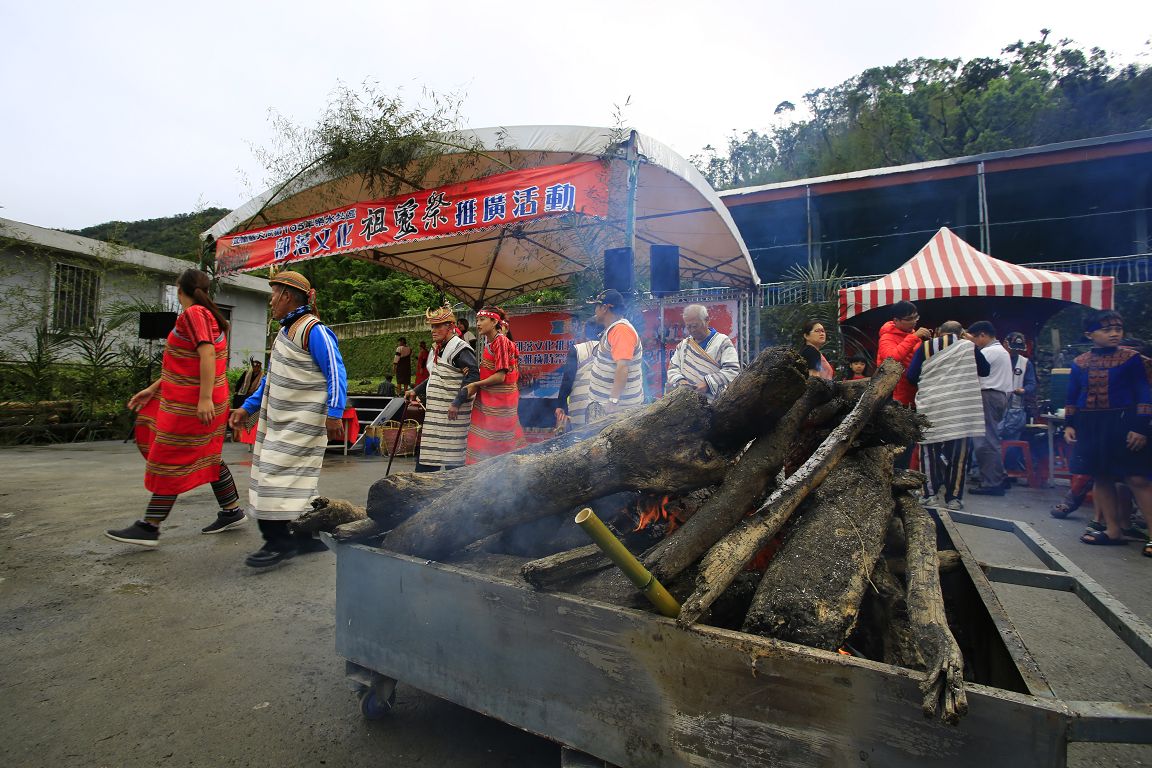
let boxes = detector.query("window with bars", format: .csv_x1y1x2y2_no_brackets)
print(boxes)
162,284,180,312
53,263,100,330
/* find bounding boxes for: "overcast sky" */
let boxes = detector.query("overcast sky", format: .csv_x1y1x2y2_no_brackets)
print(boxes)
2,0,1148,231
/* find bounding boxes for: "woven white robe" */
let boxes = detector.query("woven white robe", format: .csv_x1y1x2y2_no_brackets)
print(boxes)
916,336,985,444
588,319,644,411
666,332,740,401
418,335,473,468
249,315,332,521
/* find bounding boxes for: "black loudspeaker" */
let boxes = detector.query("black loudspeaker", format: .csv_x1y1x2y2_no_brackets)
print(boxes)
603,247,634,294
650,245,681,296
139,312,178,340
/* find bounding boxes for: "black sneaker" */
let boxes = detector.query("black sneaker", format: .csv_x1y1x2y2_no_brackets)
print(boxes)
202,509,247,534
969,486,1006,496
105,521,160,547
245,545,297,569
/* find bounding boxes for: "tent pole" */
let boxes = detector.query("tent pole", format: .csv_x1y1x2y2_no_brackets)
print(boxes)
977,161,990,254
658,297,666,398
624,129,639,256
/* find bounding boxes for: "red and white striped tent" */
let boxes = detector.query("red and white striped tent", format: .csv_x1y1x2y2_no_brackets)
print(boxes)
838,227,1114,321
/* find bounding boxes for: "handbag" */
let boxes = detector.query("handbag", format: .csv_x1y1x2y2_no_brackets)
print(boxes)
998,394,1027,440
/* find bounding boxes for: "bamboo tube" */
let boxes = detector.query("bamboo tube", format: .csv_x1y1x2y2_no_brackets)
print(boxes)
574,508,681,618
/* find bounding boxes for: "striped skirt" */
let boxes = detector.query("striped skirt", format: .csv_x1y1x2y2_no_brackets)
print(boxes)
465,381,524,464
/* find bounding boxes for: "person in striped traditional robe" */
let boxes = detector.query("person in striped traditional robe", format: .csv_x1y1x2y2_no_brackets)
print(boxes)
585,289,644,416
906,321,989,510
666,304,740,401
554,320,601,431
227,271,348,568
407,305,479,472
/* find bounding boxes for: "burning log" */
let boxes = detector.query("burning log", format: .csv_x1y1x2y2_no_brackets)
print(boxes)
366,419,613,532
676,359,904,626
741,445,898,647
895,492,969,724
639,377,830,585
382,387,732,560
519,491,701,588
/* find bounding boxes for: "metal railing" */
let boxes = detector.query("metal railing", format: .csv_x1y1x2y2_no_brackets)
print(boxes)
1021,253,1151,284
758,253,1152,307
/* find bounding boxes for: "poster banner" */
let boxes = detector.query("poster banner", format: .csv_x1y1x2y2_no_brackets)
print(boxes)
512,311,579,400
215,161,609,275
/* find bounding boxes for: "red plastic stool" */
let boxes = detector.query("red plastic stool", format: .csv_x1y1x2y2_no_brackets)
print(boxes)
1001,440,1036,487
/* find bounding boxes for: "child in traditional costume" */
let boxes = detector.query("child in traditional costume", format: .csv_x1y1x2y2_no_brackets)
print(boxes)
1068,311,1152,557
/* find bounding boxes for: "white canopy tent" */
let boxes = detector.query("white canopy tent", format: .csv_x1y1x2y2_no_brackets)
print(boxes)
203,126,758,306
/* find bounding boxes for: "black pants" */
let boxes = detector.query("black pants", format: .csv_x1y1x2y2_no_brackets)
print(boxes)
920,439,971,501
257,519,314,548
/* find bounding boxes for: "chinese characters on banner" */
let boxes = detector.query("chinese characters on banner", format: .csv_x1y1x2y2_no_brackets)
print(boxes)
214,161,610,275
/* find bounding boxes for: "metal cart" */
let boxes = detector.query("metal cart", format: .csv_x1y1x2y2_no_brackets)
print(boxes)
327,508,1152,767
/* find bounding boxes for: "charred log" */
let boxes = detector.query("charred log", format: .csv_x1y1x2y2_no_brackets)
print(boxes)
741,446,897,648
707,347,808,451
640,378,830,585
896,493,969,724
383,387,731,560
366,418,613,531
289,497,366,535
676,359,904,626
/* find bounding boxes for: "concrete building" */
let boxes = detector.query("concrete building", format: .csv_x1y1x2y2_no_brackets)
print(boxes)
0,217,271,367
721,129,1152,285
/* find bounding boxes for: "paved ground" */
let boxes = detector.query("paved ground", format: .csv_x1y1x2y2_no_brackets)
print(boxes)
1,441,1149,767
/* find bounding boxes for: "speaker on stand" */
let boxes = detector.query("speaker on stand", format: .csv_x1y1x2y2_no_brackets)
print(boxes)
603,246,634,294
650,245,681,296
649,245,680,395
124,312,177,443
138,312,178,394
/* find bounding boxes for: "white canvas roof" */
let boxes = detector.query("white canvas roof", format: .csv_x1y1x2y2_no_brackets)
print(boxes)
204,126,757,305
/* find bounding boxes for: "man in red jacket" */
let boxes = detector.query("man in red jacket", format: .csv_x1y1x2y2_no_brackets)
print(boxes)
876,301,932,405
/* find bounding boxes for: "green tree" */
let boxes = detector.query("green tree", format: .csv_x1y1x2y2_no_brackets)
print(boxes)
693,31,1152,190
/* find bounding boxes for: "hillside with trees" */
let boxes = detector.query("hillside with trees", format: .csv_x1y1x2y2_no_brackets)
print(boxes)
692,31,1152,189
70,208,231,262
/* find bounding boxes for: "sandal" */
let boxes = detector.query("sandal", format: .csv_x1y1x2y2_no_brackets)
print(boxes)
1050,501,1077,519
1144,541,1152,558
1084,520,1105,533
1080,530,1128,546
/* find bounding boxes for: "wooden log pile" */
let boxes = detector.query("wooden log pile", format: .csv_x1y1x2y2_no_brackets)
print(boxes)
312,346,968,724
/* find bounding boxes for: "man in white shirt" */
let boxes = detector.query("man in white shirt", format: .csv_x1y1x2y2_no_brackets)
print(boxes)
967,320,1013,496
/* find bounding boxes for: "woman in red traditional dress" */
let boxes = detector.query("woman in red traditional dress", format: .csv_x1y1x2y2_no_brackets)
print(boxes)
106,269,245,547
464,306,524,464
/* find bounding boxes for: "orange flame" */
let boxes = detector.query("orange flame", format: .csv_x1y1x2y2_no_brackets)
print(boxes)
634,494,681,532
837,647,852,656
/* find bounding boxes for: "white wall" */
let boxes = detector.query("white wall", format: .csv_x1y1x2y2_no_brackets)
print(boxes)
0,241,270,369
217,283,270,367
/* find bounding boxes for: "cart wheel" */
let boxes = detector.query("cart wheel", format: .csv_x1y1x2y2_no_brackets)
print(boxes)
358,685,396,720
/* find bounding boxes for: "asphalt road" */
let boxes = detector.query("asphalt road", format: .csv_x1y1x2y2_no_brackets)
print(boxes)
1,441,1149,767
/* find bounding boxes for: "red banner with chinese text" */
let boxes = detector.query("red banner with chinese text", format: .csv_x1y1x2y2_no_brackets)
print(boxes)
215,161,609,275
